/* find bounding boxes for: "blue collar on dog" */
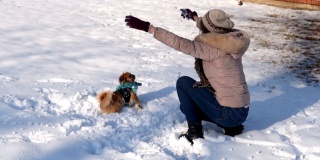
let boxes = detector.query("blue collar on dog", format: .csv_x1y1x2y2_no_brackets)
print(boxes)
116,82,142,103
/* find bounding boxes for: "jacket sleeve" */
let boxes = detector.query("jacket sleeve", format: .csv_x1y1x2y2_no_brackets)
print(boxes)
153,27,224,61
196,17,202,30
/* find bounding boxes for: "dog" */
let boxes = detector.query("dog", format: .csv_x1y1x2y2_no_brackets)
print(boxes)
97,72,142,114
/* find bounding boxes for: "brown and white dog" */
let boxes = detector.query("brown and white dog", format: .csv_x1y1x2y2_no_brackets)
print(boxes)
97,72,142,114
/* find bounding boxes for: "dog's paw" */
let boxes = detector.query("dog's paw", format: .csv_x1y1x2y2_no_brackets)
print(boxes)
134,103,142,109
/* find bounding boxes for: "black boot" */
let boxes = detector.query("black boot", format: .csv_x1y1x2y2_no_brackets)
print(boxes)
179,122,204,145
218,124,244,137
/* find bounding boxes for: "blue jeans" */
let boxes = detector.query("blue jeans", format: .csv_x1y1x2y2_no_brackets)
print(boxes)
176,76,249,127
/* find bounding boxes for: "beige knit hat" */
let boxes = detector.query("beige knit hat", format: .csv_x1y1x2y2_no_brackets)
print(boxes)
202,9,234,32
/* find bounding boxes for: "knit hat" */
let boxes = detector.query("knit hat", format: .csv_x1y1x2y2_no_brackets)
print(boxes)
202,9,234,32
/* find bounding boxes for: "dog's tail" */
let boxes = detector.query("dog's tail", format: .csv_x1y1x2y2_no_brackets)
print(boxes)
97,90,113,109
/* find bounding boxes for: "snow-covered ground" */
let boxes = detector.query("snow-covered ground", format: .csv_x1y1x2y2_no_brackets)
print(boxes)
1,0,319,159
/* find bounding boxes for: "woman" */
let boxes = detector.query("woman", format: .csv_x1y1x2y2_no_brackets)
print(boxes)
125,8,250,144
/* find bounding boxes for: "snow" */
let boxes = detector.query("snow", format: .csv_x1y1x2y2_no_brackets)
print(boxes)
0,0,319,159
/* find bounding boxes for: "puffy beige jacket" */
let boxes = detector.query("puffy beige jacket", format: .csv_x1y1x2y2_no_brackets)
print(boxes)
153,21,250,108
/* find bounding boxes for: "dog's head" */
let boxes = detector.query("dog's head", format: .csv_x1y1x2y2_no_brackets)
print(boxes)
119,72,135,84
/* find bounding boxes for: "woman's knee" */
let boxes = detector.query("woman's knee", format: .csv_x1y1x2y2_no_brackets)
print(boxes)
176,76,194,88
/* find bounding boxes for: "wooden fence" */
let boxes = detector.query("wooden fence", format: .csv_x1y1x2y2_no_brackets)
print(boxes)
242,0,320,10
280,0,320,5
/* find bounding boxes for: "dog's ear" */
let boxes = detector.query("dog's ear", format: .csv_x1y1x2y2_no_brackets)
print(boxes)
119,73,125,84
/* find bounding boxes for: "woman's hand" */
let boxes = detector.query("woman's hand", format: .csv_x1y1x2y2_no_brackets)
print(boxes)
125,15,150,32
180,9,198,21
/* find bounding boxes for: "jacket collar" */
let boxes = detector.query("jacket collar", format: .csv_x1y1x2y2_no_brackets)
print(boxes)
194,29,250,58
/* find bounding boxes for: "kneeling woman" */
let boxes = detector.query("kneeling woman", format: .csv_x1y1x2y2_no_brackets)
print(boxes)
125,8,250,144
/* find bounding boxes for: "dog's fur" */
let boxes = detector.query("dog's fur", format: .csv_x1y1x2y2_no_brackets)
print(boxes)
97,72,142,114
